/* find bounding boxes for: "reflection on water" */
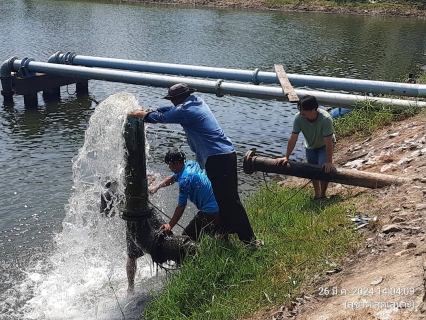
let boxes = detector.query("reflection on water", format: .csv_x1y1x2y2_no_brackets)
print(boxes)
0,0,425,318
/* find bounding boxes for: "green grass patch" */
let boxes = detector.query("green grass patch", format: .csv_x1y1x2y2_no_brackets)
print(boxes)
334,69,425,138
333,99,422,139
144,185,360,320
417,72,426,85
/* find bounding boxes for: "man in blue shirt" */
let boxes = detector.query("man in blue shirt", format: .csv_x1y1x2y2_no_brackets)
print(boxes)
149,148,219,240
129,83,261,246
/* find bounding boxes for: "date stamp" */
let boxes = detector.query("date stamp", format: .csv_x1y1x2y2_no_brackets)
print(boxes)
318,286,415,297
317,286,416,310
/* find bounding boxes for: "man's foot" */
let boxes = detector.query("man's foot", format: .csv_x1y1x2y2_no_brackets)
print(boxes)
312,195,329,201
216,233,230,242
249,239,264,249
126,287,134,298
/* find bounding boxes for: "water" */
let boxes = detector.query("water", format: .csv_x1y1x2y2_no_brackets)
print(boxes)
0,0,425,318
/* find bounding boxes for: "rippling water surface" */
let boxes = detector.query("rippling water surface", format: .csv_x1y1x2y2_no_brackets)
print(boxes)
0,0,425,318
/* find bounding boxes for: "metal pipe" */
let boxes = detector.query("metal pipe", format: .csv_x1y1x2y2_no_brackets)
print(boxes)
122,116,150,220
122,116,196,264
0,57,18,100
6,58,426,108
243,150,409,188
48,51,426,97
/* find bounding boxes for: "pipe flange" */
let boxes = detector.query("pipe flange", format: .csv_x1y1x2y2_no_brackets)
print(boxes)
215,79,224,97
7,56,18,72
49,51,63,63
252,68,260,85
243,149,257,174
64,51,77,65
19,58,36,77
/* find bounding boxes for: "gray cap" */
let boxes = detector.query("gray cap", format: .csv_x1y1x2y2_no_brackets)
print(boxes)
163,83,196,100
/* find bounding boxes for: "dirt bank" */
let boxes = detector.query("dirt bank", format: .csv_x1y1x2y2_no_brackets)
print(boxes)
243,113,426,320
126,0,426,18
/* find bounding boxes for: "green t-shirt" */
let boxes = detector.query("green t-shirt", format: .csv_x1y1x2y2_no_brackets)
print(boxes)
292,108,334,149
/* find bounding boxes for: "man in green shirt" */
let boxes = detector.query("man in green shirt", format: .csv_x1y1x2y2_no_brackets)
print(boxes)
275,95,335,200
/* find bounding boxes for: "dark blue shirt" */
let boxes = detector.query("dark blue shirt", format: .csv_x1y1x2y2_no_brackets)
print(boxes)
144,95,234,168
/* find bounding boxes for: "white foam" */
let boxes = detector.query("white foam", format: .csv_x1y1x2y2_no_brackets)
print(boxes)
10,93,163,320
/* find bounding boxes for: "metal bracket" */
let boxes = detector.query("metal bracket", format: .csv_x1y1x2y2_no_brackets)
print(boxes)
252,68,260,85
18,58,36,78
64,51,77,65
215,79,224,97
51,51,63,63
6,56,18,73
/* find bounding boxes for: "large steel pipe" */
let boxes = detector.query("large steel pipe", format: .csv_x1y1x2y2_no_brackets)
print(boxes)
122,116,150,220
243,150,409,189
49,51,426,97
2,58,426,108
123,117,195,264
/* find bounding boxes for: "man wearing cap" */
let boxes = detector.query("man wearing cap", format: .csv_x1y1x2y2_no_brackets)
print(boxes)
128,83,261,246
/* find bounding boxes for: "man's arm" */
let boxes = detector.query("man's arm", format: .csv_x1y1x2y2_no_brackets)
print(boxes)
149,175,175,194
161,205,186,232
322,135,334,173
274,133,299,165
128,109,148,117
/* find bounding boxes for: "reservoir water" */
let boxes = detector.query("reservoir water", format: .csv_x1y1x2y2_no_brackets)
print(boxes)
1,0,425,318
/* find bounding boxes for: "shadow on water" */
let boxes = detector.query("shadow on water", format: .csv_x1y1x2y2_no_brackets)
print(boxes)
0,91,95,139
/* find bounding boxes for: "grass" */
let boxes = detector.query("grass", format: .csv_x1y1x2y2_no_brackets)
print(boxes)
333,72,425,138
144,186,360,319
333,100,423,139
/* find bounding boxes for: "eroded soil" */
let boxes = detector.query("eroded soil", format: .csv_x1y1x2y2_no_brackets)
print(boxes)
247,115,426,320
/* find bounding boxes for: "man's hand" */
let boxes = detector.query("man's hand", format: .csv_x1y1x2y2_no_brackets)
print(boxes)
160,223,172,232
148,185,159,195
102,209,116,217
274,156,289,166
322,162,334,173
128,109,148,118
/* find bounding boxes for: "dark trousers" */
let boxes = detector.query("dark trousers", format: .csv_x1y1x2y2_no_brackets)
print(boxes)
205,152,255,243
183,211,219,241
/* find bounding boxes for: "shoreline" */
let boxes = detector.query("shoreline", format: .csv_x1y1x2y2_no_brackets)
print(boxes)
123,0,426,18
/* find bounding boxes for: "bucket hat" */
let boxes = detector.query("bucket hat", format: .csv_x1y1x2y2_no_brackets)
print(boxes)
164,83,196,100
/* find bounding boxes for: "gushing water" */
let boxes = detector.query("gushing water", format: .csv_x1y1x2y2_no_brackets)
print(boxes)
2,93,163,320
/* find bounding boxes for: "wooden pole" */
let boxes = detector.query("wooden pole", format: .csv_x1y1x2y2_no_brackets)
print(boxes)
243,150,410,189
274,64,299,103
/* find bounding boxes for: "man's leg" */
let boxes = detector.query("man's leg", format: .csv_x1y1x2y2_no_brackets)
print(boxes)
182,214,200,241
206,152,255,244
320,180,329,197
311,180,322,198
126,257,137,296
306,147,323,198
317,145,329,197
183,212,218,241
125,221,145,296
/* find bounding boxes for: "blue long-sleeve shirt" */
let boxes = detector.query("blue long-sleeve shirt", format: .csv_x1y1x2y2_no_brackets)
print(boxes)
144,95,234,168
172,161,219,213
